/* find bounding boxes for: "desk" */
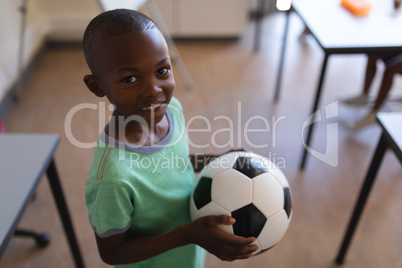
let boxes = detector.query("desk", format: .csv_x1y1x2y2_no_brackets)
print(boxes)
0,134,84,268
275,0,402,169
335,113,402,264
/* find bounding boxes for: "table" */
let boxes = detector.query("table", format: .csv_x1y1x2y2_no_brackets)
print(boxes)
335,113,402,264
275,0,402,169
0,134,84,268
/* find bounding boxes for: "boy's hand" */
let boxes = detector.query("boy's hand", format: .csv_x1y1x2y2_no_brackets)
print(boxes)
188,215,258,261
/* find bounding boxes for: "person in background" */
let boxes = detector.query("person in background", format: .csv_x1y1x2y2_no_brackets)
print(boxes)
341,54,402,130
298,25,402,130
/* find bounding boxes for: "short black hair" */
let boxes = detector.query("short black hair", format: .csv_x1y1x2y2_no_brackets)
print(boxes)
83,9,158,74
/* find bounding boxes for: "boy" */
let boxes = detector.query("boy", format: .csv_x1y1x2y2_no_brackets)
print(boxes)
83,9,257,267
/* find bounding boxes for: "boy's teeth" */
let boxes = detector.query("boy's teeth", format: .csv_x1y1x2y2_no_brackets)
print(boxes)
142,104,161,111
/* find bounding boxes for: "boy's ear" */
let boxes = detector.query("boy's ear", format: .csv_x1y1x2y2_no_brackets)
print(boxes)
83,74,105,97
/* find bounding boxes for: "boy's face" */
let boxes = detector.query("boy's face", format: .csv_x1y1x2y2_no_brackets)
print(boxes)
85,28,175,125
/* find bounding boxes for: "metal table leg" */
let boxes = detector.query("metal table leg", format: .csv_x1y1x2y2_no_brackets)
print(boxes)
253,0,265,53
299,53,330,170
335,133,388,264
274,8,291,102
47,159,85,268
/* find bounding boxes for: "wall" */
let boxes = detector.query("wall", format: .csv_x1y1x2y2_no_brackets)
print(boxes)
0,0,25,101
0,0,256,109
140,0,250,38
0,0,99,103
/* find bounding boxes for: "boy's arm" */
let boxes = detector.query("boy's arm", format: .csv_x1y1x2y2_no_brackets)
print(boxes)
95,215,257,265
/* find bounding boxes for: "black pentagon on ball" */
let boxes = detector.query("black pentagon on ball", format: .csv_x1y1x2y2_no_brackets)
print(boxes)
233,156,268,179
193,176,213,209
232,203,267,238
283,187,292,218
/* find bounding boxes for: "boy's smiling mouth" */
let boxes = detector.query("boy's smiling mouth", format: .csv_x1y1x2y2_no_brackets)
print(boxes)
141,103,163,112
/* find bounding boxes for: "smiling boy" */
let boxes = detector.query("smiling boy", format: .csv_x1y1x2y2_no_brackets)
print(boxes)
83,9,257,268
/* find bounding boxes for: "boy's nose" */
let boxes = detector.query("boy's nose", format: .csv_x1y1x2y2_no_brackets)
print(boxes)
143,81,162,97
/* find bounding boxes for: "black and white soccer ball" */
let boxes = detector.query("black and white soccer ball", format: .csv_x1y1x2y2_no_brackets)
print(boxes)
190,151,292,255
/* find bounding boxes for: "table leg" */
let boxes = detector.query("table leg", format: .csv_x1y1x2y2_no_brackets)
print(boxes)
253,0,265,53
46,159,85,268
335,132,388,264
299,53,330,170
273,8,291,102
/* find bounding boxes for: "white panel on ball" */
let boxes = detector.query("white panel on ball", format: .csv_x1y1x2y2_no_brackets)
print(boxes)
252,173,284,218
198,152,239,178
211,169,252,212
269,167,289,187
189,201,233,235
257,210,290,250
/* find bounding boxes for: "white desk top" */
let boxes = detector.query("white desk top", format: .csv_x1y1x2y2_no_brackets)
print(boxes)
0,134,59,256
377,113,402,161
292,0,402,53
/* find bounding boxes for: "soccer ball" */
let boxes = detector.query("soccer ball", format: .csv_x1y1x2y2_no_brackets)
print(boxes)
190,151,292,255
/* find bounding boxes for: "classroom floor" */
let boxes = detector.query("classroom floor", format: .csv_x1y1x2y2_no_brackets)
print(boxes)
1,13,402,268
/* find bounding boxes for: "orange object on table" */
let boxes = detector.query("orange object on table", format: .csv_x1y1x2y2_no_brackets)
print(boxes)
341,0,371,16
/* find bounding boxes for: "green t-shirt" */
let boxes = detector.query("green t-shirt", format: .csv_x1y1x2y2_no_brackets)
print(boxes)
85,97,206,268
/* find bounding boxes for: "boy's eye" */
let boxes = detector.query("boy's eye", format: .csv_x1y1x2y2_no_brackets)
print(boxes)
157,67,169,76
122,76,137,83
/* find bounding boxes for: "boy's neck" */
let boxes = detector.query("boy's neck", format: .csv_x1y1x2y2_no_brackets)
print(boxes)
105,114,169,146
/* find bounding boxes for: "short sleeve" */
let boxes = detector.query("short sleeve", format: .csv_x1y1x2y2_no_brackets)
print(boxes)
85,180,133,238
